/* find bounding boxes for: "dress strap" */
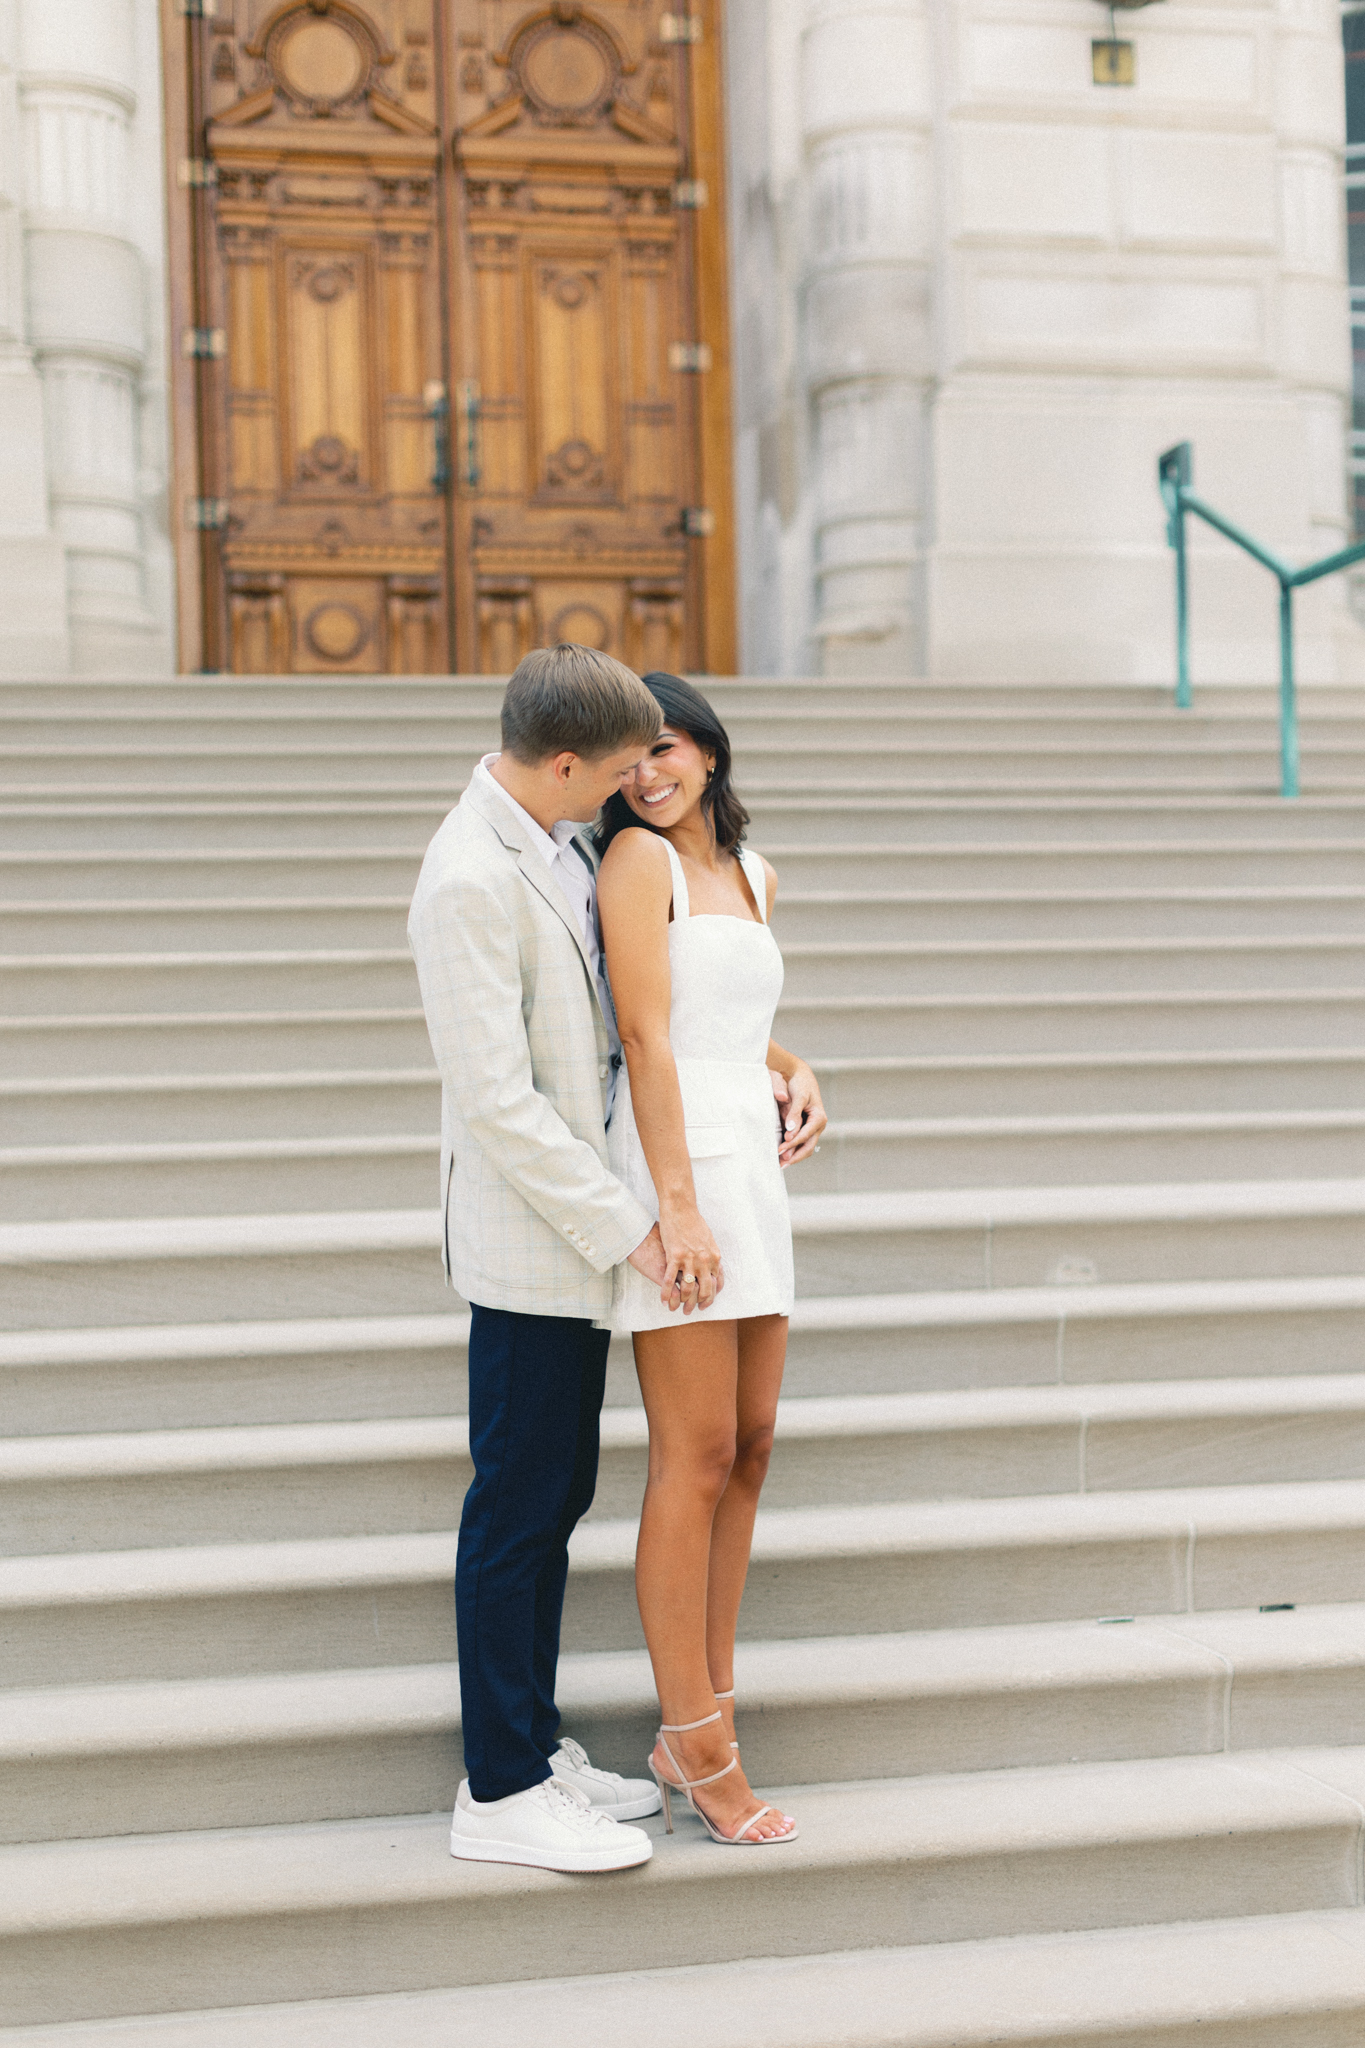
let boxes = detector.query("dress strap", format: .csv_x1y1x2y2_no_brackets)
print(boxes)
738,847,768,924
662,835,690,920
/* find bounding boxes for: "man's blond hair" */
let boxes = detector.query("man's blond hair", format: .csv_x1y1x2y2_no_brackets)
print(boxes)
500,644,661,764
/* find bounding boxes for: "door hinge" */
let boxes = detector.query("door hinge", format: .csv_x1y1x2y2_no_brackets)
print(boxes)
659,13,703,44
672,180,709,209
680,507,715,537
187,497,230,530
178,158,218,189
669,342,713,372
182,326,226,359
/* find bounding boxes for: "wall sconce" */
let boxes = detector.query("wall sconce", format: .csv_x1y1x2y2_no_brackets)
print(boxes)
1093,0,1162,87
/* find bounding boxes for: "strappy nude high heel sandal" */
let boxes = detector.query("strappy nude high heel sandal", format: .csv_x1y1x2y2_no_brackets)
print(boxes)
648,1710,797,1845
715,1686,738,1750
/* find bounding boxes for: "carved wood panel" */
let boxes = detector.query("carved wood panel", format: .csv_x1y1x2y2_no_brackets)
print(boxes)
447,0,724,672
171,0,448,673
165,0,735,673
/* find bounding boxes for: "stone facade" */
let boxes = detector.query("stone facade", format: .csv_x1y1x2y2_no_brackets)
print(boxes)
729,0,1365,682
0,0,173,675
0,0,1358,680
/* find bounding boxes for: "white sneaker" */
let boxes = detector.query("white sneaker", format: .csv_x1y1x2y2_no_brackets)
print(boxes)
550,1736,662,1820
450,1775,653,1873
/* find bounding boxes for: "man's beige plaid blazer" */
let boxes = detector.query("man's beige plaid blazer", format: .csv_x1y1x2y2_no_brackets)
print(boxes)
407,773,653,1318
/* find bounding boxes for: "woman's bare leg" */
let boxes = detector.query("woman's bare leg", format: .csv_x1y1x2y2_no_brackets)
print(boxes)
704,1314,788,1747
634,1318,794,1840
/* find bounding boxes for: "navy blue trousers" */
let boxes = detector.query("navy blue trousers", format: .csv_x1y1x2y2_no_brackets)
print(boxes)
456,1303,609,1802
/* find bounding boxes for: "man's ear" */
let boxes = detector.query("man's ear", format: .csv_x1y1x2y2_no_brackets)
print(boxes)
551,750,579,785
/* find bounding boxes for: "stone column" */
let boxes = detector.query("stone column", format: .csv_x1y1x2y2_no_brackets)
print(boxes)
0,0,67,673
19,0,170,672
800,0,934,676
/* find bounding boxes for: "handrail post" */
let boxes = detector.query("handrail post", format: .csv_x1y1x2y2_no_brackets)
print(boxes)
1278,578,1300,799
1159,442,1192,708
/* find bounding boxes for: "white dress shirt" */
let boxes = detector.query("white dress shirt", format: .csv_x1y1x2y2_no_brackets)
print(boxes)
476,755,621,1116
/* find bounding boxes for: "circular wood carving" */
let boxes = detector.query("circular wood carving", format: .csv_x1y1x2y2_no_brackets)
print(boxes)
263,3,381,117
512,15,619,127
305,601,369,662
307,265,350,303
549,602,610,650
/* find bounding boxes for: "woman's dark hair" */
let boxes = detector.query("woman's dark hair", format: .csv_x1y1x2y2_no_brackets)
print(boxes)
595,671,750,857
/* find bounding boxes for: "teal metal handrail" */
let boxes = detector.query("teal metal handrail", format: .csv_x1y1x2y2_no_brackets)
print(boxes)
1158,440,1365,798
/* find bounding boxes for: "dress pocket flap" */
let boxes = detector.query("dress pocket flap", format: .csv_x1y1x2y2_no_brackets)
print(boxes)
685,1122,737,1159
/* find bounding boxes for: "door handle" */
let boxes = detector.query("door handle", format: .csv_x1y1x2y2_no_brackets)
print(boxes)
424,382,450,492
458,380,481,489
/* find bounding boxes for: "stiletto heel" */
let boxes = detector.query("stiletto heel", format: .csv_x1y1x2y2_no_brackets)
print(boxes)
648,1710,797,1846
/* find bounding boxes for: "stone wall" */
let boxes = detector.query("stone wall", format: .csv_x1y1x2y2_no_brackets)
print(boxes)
0,0,172,676
728,0,1365,683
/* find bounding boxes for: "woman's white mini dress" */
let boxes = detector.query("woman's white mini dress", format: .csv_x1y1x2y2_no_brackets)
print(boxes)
602,837,795,1334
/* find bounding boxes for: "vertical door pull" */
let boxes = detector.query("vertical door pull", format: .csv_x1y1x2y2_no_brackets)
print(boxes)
458,381,482,489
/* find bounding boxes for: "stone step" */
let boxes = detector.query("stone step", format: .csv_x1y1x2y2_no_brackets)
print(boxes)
7,885,1365,953
7,1600,1365,1845
5,735,1355,790
816,1049,1365,1119
4,841,1365,899
6,1183,1365,1332
749,795,1365,847
8,1262,1365,1433
13,1109,1365,1221
14,985,1365,1079
807,1108,1365,1197
12,1478,1365,1687
0,674,942,715
10,1374,1365,1556
0,1070,441,1144
779,987,1365,1056
6,709,1329,750
7,795,1365,855
6,1913,1365,2048
4,1750,1365,2026
0,1009,431,1080
8,1048,1365,1146
779,889,1365,943
23,742,1352,801
8,939,1365,1023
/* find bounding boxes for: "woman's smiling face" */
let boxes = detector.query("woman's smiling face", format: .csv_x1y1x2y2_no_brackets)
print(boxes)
622,723,714,829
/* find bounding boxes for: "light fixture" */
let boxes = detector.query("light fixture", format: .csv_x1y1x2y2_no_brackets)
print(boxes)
1093,0,1162,86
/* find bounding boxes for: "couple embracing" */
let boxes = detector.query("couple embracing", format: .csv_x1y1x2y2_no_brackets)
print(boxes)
408,644,827,1872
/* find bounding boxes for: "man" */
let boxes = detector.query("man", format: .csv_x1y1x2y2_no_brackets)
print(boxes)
408,643,676,1874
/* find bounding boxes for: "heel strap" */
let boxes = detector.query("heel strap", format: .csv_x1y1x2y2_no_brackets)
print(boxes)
657,1729,740,1795
714,1689,735,1701
660,1710,723,1735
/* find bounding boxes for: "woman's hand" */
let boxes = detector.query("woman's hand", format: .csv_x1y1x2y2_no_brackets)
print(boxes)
776,1060,827,1167
658,1202,725,1313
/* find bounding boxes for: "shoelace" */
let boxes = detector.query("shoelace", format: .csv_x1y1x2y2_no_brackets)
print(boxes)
554,1737,624,1785
542,1775,614,1830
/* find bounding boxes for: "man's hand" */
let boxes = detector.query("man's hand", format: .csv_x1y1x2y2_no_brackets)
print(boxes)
776,1061,828,1167
627,1224,668,1287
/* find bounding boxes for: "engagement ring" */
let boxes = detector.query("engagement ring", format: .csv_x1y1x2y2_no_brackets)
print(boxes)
681,1272,698,1286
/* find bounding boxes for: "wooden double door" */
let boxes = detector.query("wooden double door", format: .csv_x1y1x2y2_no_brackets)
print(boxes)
163,0,734,674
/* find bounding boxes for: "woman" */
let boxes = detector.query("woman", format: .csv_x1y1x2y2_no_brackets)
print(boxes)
596,672,827,1846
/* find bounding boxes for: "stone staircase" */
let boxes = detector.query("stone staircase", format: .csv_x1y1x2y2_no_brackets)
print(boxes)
5,676,1365,2044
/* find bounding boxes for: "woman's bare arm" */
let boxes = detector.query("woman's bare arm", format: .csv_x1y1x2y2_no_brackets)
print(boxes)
598,831,724,1312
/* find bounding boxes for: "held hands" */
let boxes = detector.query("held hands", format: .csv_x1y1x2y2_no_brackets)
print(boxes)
627,1219,725,1314
770,1063,828,1168
658,1203,725,1315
